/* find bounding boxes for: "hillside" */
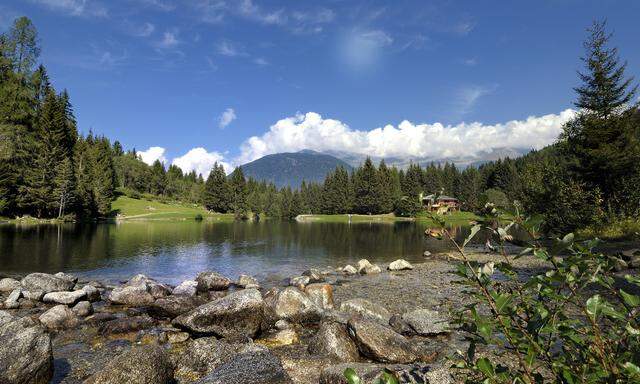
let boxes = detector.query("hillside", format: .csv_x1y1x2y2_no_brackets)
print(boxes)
241,150,353,188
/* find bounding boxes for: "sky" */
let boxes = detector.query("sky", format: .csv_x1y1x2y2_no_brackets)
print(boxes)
1,0,639,175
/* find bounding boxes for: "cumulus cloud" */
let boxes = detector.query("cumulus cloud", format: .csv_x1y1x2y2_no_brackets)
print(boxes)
218,108,237,129
138,146,167,165
172,148,231,177
235,110,576,164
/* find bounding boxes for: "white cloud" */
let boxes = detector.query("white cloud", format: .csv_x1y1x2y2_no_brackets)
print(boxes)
339,28,393,72
218,108,237,129
254,57,269,66
235,110,576,164
133,22,155,37
172,148,231,177
453,20,475,36
158,31,179,48
29,0,107,17
455,85,496,116
139,146,167,165
238,0,286,26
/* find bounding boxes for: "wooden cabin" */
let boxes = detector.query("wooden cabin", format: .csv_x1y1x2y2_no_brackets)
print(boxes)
421,193,460,214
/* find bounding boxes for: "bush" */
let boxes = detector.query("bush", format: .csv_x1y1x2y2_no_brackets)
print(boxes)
394,196,421,217
478,188,511,211
194,213,203,221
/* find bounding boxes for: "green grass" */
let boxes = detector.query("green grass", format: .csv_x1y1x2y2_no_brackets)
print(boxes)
415,210,480,224
297,210,480,225
111,196,234,221
577,217,640,241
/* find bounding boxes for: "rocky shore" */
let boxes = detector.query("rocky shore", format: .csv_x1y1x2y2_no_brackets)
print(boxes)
1,247,638,384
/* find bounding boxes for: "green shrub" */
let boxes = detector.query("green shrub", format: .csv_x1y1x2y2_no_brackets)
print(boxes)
394,196,421,217
194,213,203,221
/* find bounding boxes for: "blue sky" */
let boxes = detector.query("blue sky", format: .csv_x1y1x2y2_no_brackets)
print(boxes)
1,0,639,174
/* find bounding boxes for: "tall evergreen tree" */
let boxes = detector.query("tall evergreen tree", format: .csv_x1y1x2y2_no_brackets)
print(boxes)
202,163,230,213
352,158,380,214
229,167,248,217
376,160,394,213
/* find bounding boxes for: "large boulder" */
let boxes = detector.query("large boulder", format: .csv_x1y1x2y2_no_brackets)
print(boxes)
400,308,450,336
85,345,174,384
388,259,414,271
339,298,391,324
174,337,255,382
172,280,198,296
264,287,322,324
173,288,264,337
42,289,86,305
0,311,53,384
38,305,79,330
308,321,359,362
109,285,155,306
99,314,154,335
347,317,417,363
54,272,78,284
194,349,292,384
148,295,205,319
196,271,231,292
0,277,21,292
81,284,102,301
305,283,334,310
21,273,74,293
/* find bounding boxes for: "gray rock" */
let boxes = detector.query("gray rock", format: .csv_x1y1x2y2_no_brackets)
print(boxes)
630,256,640,269
302,268,324,283
401,308,450,336
236,274,260,289
347,317,417,363
319,363,386,384
42,289,86,305
342,265,358,275
21,273,74,293
194,349,292,384
309,321,359,362
0,311,53,384
23,289,45,301
423,251,432,257
54,272,78,284
82,284,102,301
388,259,414,271
172,280,198,296
4,288,22,309
319,363,452,384
85,345,174,384
0,277,21,292
174,337,252,382
357,259,381,275
614,258,628,271
127,274,172,298
100,314,154,335
264,287,322,323
305,283,334,310
173,288,264,337
275,319,291,330
258,328,299,347
39,304,79,329
109,285,155,306
339,298,391,324
148,295,205,319
289,275,310,289
196,271,232,291
389,314,415,336
72,301,93,317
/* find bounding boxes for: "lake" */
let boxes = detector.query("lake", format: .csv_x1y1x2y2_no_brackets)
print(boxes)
0,220,473,285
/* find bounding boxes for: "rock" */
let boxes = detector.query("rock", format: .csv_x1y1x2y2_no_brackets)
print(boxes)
401,308,450,336
264,287,322,324
148,295,205,319
196,271,232,291
339,298,391,324
54,272,78,284
82,284,102,301
0,311,53,384
174,337,255,382
109,285,155,306
275,319,291,330
305,283,334,310
630,256,640,269
0,277,21,292
308,321,359,362
289,275,310,289
614,258,628,272
172,280,198,296
85,312,118,325
100,314,154,335
388,259,414,271
4,288,22,309
319,363,385,384
302,268,324,283
257,329,299,347
23,289,45,301
72,301,93,317
194,349,292,384
39,304,79,329
173,288,264,338
347,317,417,363
319,363,451,384
236,274,260,289
167,331,190,343
43,289,86,305
127,274,172,298
357,259,381,275
21,273,74,293
389,314,414,336
423,251,432,257
342,265,358,275
85,345,173,384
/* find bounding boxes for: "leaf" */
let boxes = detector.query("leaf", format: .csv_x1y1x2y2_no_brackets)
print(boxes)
376,369,399,384
343,368,362,384
464,225,481,248
586,294,624,321
623,362,640,377
625,274,640,287
620,289,640,307
476,357,495,377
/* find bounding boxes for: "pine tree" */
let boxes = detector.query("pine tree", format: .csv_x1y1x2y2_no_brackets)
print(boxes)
53,156,75,218
229,167,248,217
353,158,380,214
402,163,423,198
202,163,231,213
150,160,166,195
92,138,116,216
376,160,394,213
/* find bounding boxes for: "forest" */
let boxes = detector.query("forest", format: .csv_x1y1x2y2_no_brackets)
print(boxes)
1,17,638,235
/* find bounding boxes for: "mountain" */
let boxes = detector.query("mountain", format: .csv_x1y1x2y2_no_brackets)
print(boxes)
241,150,353,188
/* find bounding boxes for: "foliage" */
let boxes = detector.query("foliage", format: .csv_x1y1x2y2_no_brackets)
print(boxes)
344,367,400,384
394,195,421,217
432,210,640,383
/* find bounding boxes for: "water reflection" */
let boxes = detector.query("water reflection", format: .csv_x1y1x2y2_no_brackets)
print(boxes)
0,220,473,285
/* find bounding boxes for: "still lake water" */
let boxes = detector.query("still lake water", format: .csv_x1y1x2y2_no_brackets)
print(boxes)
0,221,472,285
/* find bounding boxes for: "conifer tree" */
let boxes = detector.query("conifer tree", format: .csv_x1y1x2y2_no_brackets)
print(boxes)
92,138,116,216
203,163,230,213
229,167,248,217
353,158,380,214
150,160,166,195
377,160,394,213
